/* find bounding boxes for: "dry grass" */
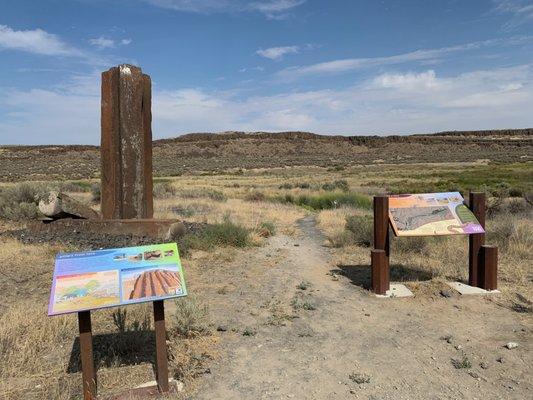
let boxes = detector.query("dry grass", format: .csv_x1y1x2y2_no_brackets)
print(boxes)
155,197,305,236
0,162,531,399
0,238,216,400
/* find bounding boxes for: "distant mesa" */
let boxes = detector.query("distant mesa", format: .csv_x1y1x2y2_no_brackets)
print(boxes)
129,269,181,300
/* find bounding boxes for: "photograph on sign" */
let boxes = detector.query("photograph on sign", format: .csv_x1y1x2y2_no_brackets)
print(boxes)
48,243,187,316
388,192,485,237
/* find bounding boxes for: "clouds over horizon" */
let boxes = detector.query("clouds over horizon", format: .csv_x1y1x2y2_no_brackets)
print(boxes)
1,4,532,145
2,64,531,144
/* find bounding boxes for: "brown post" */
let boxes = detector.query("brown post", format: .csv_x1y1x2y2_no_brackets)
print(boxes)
78,311,96,400
101,64,153,220
468,192,486,287
153,300,170,393
480,245,498,290
373,196,390,293
371,249,388,295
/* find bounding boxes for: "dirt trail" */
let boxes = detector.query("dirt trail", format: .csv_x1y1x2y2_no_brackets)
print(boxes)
191,216,531,400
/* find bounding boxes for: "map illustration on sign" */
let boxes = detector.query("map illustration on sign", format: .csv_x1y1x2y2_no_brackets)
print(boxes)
388,192,485,237
48,243,187,316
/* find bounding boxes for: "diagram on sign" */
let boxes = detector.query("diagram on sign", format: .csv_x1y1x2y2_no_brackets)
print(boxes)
388,192,485,237
122,266,183,301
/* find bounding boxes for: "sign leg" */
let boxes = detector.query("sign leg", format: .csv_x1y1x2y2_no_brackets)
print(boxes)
78,311,97,400
480,245,498,290
373,196,390,293
371,249,387,295
468,192,486,287
153,300,170,393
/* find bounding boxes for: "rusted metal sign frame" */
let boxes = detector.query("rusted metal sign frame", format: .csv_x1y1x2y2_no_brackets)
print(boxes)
371,192,497,294
77,300,171,400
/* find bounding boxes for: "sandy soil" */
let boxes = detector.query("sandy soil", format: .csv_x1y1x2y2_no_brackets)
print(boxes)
187,216,532,400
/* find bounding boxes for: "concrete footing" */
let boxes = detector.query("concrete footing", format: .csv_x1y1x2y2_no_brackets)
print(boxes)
375,283,414,298
447,281,500,295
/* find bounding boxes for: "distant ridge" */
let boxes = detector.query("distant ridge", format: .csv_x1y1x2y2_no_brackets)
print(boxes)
157,128,532,144
0,129,531,181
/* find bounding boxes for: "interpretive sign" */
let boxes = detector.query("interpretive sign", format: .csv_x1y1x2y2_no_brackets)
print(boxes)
388,192,485,237
48,243,187,316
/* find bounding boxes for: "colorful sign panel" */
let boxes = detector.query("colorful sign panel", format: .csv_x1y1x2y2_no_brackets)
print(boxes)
388,192,485,237
48,243,187,316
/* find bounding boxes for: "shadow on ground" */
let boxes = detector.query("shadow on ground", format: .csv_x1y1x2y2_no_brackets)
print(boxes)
67,330,155,373
332,263,434,290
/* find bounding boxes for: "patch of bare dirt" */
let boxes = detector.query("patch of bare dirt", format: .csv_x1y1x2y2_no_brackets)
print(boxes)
187,216,532,399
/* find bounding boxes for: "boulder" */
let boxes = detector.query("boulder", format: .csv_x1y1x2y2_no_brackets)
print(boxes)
39,191,100,220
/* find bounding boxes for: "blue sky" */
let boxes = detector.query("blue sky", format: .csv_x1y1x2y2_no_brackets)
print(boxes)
0,0,532,144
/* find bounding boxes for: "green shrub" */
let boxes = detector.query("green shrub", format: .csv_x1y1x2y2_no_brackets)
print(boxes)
487,213,532,253
282,193,295,203
179,189,227,202
245,191,266,202
181,219,250,251
328,231,357,248
345,214,373,246
452,355,472,369
153,181,177,198
322,180,349,192
59,181,92,192
91,183,101,204
299,192,371,210
173,296,210,336
0,183,47,220
272,191,371,211
204,190,227,202
257,221,276,237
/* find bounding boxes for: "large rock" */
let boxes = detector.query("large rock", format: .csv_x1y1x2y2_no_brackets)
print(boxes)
38,191,100,220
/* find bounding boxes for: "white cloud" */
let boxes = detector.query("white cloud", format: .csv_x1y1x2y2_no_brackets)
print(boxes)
1,65,532,144
373,70,441,91
247,0,306,19
493,0,533,29
0,74,100,145
257,45,299,60
89,36,132,49
89,37,115,49
277,36,532,80
0,24,81,56
143,0,305,18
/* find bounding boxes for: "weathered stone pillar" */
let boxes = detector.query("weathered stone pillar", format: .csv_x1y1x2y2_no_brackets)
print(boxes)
100,64,153,219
